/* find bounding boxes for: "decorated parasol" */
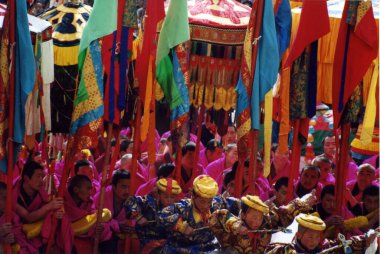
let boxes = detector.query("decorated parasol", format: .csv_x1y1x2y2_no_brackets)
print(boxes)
39,0,92,133
187,0,251,134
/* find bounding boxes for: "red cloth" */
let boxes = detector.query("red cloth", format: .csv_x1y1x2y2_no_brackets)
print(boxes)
332,1,378,128
284,0,329,68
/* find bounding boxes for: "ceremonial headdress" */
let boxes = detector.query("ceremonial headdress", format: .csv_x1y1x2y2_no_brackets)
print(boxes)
296,214,326,231
241,195,269,214
193,175,218,198
156,178,182,195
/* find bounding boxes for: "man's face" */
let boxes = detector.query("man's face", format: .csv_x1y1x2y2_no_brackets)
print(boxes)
158,191,177,208
363,195,379,213
77,165,94,181
242,208,263,230
300,169,319,191
113,179,130,201
357,169,375,190
25,169,44,191
273,150,289,169
225,147,238,167
316,162,332,180
321,193,335,215
323,137,336,158
74,180,92,202
193,195,213,213
275,185,288,206
298,229,321,251
223,126,237,144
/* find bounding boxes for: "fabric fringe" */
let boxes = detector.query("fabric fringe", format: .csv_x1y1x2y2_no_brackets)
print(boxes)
53,45,80,66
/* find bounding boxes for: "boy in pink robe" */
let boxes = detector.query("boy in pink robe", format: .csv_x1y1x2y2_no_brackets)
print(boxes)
0,182,38,253
64,175,111,253
96,170,140,254
205,144,238,190
294,165,323,201
312,156,335,187
267,145,291,187
14,161,64,252
198,139,224,169
74,159,101,197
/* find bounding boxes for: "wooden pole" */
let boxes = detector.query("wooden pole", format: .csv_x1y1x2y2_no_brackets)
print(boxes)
192,105,205,178
248,0,264,195
286,120,301,202
45,137,76,253
4,0,16,251
335,123,350,217
124,97,142,253
93,122,113,254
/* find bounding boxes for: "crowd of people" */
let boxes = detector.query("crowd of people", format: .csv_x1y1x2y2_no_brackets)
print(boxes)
0,121,379,254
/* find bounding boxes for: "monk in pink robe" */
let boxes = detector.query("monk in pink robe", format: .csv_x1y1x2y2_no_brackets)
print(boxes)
346,163,378,203
14,161,64,252
179,142,205,196
346,160,359,183
95,170,140,254
198,139,224,169
294,165,323,201
205,144,238,192
64,175,112,253
0,182,38,254
312,156,335,187
267,150,291,188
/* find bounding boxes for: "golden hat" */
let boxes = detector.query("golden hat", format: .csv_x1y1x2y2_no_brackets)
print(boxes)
296,214,326,231
241,195,269,213
193,175,218,198
81,149,91,157
156,178,182,195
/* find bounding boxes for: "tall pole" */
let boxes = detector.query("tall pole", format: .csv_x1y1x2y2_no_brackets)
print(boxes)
93,122,113,254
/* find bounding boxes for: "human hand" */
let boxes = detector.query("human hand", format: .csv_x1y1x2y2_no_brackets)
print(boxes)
137,217,149,226
0,223,12,236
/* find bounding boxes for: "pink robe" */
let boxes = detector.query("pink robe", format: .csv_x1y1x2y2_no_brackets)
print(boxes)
363,155,379,169
205,157,231,193
95,186,140,253
320,173,335,187
13,179,49,251
242,178,270,201
63,190,112,252
267,160,291,187
346,161,359,183
0,213,38,254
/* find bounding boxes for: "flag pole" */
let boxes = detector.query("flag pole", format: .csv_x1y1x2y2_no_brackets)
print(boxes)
124,97,142,253
286,120,301,202
4,0,16,252
248,0,264,196
335,123,350,217
93,122,113,254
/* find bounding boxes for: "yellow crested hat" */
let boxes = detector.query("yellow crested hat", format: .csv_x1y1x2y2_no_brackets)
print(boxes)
296,214,326,231
193,175,218,198
156,178,182,195
81,149,91,158
241,195,269,213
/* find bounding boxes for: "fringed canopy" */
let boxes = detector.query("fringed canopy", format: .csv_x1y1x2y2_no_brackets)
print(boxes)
187,0,251,113
39,2,92,66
